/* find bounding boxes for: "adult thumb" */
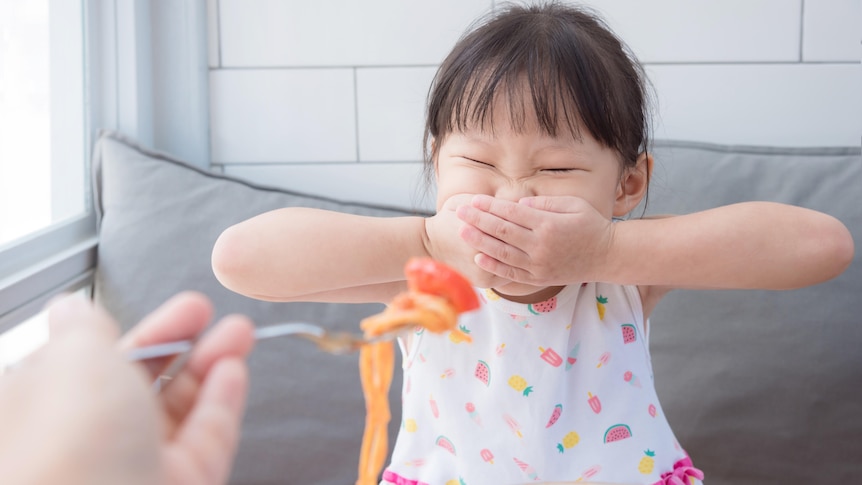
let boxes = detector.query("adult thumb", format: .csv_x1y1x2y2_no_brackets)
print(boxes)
46,293,119,342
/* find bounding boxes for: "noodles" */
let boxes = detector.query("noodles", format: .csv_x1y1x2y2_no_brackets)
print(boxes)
356,340,395,485
354,258,479,485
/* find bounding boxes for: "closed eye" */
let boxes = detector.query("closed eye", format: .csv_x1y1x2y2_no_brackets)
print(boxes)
461,157,493,167
543,168,579,173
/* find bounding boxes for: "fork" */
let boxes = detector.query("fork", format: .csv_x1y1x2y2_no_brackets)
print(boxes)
126,322,401,392
126,322,399,361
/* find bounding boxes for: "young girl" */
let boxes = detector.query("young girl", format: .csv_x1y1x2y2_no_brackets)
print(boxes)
211,3,853,484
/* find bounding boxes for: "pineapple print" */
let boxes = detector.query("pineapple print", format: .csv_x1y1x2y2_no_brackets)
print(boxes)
596,295,608,320
449,324,471,344
556,431,580,453
485,288,501,301
403,419,418,433
638,450,655,474
508,375,534,396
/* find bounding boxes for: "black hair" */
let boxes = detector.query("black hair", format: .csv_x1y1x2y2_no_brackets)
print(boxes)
423,1,652,179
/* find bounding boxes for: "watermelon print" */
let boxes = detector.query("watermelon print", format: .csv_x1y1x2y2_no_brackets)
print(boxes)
603,424,633,443
385,281,692,484
436,435,456,455
621,323,637,344
528,296,557,314
474,360,490,386
545,403,563,428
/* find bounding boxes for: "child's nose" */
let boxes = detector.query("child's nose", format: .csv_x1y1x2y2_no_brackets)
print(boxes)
494,182,536,202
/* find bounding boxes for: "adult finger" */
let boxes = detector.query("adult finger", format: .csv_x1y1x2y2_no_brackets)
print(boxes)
158,315,254,434
163,358,248,485
182,314,255,378
47,294,119,342
119,292,213,350
118,292,214,377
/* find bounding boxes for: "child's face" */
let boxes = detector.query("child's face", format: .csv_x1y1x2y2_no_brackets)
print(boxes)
434,103,626,219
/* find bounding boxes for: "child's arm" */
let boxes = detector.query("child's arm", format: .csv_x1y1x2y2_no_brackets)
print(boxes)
211,195,509,304
607,202,854,290
457,195,854,291
211,208,427,303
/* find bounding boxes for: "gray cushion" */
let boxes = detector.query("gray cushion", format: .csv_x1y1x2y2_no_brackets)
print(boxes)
644,141,862,484
92,131,418,485
92,132,862,484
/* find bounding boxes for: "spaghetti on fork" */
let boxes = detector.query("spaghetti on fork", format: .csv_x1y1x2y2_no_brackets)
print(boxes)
355,258,479,485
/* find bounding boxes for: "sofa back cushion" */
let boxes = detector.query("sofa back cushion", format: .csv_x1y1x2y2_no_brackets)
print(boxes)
93,132,862,484
93,131,418,484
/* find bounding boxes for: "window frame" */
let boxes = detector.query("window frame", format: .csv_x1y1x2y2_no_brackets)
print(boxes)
0,0,210,333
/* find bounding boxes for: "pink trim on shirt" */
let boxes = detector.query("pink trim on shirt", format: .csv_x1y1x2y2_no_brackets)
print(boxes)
382,469,430,485
652,456,705,485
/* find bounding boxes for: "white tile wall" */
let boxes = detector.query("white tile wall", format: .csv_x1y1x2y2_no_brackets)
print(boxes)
210,69,357,163
356,67,437,162
223,162,434,212
207,0,861,207
802,0,862,61
218,0,491,67
578,0,803,63
648,63,861,146
206,0,219,67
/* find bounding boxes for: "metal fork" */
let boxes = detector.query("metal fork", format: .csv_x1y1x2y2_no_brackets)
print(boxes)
125,322,399,392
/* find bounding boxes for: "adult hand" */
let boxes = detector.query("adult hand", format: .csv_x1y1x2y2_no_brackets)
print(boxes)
456,194,614,286
425,193,512,289
0,292,254,485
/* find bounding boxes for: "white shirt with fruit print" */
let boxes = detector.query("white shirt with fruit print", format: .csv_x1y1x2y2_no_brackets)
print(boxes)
381,282,704,485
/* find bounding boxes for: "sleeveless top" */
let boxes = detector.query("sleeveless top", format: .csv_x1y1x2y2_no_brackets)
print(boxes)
382,282,703,485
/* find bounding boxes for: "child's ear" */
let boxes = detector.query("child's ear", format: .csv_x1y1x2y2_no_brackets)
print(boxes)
613,152,653,217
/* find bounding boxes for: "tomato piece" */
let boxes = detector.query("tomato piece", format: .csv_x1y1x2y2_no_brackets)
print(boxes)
404,258,479,314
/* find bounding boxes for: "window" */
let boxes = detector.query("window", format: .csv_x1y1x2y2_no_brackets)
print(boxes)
0,0,87,247
0,0,209,363
0,0,93,358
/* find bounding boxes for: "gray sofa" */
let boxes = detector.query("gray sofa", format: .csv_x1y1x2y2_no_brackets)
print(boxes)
92,131,862,484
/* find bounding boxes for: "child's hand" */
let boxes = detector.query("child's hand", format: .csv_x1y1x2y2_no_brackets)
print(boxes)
425,194,512,289
456,194,614,286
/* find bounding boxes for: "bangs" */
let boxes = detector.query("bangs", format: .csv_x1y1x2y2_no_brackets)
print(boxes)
425,2,650,165
438,48,586,141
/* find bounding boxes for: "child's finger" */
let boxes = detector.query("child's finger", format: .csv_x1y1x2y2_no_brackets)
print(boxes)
473,252,528,283
459,221,530,272
519,195,588,214
457,203,532,250
470,194,537,228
